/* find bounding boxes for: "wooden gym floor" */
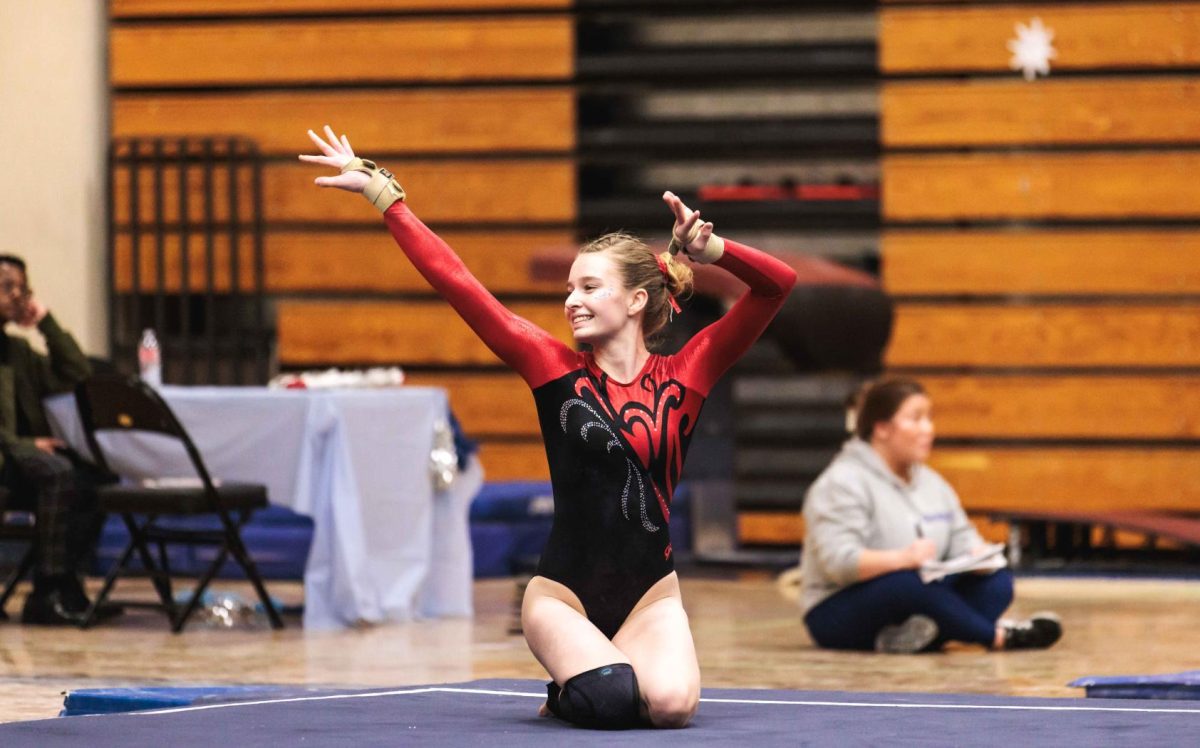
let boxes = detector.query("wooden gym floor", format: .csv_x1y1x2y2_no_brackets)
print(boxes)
2,573,1199,724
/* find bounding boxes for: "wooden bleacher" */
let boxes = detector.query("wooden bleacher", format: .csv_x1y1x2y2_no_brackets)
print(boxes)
880,2,1200,74
883,78,1200,147
873,0,1200,552
884,152,1200,221
110,16,573,86
882,230,1200,295
115,230,573,294
888,304,1200,368
920,376,1200,441
112,160,576,225
276,302,573,366
108,1,575,479
113,90,576,154
110,0,571,15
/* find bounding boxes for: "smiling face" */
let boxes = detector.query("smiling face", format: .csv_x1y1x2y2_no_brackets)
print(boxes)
872,393,935,471
565,250,646,345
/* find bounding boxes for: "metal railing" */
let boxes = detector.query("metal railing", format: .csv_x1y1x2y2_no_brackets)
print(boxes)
108,137,272,385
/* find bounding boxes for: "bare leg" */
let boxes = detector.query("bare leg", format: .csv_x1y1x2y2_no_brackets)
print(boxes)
612,573,700,728
521,575,630,715
523,573,699,728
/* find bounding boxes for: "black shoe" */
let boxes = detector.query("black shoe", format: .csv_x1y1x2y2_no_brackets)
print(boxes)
57,575,92,612
1002,612,1063,650
58,576,124,621
22,578,124,627
22,588,88,626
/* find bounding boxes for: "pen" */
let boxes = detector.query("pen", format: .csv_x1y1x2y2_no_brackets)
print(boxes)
915,521,923,539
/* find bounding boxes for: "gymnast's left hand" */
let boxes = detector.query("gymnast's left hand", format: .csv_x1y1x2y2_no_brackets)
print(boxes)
662,190,714,257
299,125,370,193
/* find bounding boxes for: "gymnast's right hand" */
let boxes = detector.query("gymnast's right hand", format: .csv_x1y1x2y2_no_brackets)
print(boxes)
299,125,370,193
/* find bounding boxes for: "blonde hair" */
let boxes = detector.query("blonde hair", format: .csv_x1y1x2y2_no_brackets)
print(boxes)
578,232,694,340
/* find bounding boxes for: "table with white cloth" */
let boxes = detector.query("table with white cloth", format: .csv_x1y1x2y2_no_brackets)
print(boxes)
44,386,481,630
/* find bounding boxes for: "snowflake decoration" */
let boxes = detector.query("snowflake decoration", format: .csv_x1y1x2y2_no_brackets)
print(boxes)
1007,17,1057,81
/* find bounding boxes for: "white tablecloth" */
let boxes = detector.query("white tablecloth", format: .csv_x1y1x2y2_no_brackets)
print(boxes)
44,386,480,630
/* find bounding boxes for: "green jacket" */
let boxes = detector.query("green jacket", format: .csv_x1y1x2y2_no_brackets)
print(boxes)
0,313,93,469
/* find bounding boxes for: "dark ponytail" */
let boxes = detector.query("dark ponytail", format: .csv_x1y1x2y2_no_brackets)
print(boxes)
852,378,926,442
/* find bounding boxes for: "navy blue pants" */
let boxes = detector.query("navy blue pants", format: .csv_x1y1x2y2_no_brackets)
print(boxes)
804,569,1014,650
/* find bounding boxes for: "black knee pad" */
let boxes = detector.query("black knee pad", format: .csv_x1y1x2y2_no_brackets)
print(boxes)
546,663,642,729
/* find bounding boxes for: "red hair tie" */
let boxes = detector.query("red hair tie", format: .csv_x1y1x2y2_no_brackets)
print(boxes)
655,255,682,315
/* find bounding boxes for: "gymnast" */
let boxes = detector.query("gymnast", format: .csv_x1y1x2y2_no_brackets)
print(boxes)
301,126,796,729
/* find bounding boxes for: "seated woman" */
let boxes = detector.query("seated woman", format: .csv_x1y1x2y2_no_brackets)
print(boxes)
800,378,1062,653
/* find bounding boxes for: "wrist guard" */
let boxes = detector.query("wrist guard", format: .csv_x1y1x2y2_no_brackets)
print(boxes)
341,157,406,213
667,221,725,264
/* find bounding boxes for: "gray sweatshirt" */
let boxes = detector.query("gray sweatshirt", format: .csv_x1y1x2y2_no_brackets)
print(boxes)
799,438,985,614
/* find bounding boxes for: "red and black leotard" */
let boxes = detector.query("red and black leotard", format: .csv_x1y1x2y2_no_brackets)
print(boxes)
384,203,797,639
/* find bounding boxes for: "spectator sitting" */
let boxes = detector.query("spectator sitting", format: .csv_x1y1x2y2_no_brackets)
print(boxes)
0,254,114,625
799,377,1062,653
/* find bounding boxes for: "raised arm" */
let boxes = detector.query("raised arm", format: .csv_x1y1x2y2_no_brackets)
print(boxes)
300,126,574,387
32,310,92,394
663,191,798,395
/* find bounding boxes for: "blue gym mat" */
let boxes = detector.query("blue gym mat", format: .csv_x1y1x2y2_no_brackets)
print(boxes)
1070,670,1200,700
60,685,339,716
2,679,1198,746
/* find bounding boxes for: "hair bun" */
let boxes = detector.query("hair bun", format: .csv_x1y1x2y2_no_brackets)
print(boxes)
658,251,694,299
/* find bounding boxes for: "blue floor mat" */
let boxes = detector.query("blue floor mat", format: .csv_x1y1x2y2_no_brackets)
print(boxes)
61,685,339,716
4,679,1200,747
1070,670,1200,700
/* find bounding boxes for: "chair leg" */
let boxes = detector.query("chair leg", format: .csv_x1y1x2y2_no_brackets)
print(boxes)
156,538,175,614
219,512,283,630
232,543,284,630
81,538,139,629
125,517,179,626
172,546,229,633
0,544,35,617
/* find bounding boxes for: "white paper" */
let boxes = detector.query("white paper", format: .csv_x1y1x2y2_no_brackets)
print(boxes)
919,542,1007,584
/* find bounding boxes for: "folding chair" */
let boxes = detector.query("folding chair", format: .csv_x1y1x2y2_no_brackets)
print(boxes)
0,487,36,621
74,375,283,632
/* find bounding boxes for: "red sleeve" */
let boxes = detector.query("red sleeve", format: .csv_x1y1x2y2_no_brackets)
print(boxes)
671,238,798,395
383,202,576,388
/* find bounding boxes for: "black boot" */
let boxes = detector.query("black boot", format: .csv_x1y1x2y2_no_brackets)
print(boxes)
22,574,122,626
22,575,87,626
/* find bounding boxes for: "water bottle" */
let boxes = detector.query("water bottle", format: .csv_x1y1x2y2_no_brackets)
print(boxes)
138,328,162,386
